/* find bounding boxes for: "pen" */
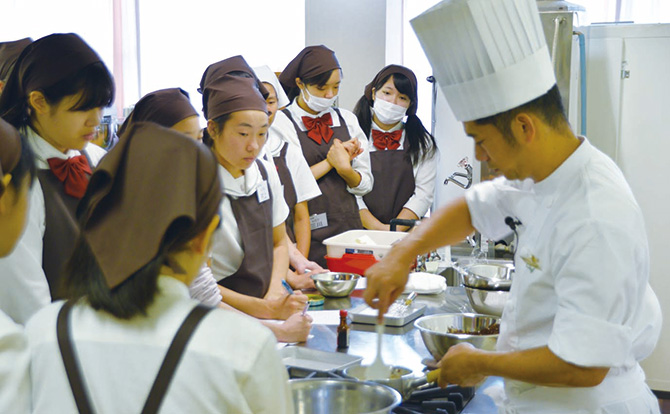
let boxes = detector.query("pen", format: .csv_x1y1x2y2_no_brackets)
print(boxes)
281,279,294,295
301,301,310,316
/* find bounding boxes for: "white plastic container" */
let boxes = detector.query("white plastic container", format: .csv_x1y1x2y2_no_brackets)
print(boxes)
322,230,407,260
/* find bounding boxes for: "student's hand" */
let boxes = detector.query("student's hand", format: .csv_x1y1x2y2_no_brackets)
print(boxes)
286,270,316,290
342,138,363,160
327,139,353,171
275,312,313,343
269,291,309,320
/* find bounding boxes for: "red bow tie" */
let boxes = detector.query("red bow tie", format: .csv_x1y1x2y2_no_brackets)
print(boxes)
302,113,334,145
47,155,92,199
371,129,403,151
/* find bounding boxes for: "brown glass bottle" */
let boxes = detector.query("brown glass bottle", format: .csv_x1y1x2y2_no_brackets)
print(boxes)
337,309,350,349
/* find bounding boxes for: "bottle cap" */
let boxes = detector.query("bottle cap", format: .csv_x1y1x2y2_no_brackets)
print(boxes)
340,309,348,317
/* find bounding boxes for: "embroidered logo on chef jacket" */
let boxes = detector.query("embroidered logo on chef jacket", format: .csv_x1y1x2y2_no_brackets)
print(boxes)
521,254,541,272
310,212,328,230
256,180,270,203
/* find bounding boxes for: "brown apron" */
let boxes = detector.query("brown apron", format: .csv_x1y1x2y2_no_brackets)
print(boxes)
362,147,416,224
273,141,298,243
282,108,363,267
37,151,92,300
57,300,212,414
217,160,274,298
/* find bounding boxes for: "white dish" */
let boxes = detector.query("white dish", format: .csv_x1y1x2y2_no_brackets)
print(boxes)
403,272,447,294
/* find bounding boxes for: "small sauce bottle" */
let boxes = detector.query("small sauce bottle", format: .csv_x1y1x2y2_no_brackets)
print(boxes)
337,309,350,349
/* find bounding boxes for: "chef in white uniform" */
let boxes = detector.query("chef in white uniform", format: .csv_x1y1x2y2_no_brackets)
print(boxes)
364,0,662,413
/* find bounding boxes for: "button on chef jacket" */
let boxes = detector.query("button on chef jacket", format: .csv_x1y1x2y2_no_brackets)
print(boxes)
211,158,289,281
270,100,374,196
26,276,293,413
465,138,662,413
355,120,438,219
0,128,106,324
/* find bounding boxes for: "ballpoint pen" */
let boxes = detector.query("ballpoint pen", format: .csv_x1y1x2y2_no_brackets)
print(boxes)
281,279,294,295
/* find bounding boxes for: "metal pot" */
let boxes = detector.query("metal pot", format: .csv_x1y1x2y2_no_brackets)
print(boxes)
290,378,401,414
343,364,440,401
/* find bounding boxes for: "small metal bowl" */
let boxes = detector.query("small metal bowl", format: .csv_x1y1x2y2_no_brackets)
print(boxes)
414,313,499,361
310,272,360,298
459,263,514,291
464,286,509,317
290,378,401,414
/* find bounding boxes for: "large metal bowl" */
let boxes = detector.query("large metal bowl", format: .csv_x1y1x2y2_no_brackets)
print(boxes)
458,262,514,291
310,272,360,298
290,378,401,414
414,313,499,361
464,286,509,317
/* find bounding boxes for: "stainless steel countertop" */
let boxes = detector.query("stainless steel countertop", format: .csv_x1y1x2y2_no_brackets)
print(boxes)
297,286,502,413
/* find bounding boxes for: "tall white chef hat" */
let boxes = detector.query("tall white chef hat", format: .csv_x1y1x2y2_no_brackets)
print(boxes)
411,0,556,122
253,65,290,109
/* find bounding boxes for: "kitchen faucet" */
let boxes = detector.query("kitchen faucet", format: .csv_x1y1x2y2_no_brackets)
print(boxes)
444,157,473,189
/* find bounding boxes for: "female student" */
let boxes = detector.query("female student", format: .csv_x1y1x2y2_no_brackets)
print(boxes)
353,65,438,230
0,33,114,324
273,45,373,267
0,38,32,95
25,122,293,413
0,117,34,413
200,56,307,320
120,87,312,342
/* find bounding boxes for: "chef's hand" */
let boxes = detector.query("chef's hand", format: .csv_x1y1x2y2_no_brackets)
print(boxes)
327,139,353,171
286,270,316,290
363,254,412,320
342,138,363,160
437,343,487,387
268,290,309,320
275,312,313,343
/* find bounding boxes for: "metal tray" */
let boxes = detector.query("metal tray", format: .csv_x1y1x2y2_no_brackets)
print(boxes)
349,302,427,327
279,346,362,372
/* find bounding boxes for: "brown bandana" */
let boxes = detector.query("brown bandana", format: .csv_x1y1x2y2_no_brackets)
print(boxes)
278,45,340,92
0,38,32,81
0,116,22,196
202,75,267,121
117,88,198,137
364,65,418,116
78,122,223,288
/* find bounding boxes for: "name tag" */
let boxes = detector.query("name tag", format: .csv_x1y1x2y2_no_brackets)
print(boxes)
310,213,328,230
256,180,270,203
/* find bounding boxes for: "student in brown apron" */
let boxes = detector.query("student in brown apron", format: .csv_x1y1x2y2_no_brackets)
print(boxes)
23,122,293,413
0,37,32,96
277,45,373,268
0,33,114,323
200,56,308,320
0,117,35,414
353,65,438,231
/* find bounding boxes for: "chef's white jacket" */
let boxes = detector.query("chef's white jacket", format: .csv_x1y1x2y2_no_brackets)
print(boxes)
0,311,30,413
0,128,106,324
211,159,289,281
25,276,293,414
465,138,661,414
355,120,438,218
266,113,322,204
270,101,374,196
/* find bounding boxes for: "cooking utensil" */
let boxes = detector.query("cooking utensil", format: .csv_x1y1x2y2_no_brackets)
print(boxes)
414,313,499,361
344,364,441,401
464,286,508,317
310,272,360,297
290,378,401,414
366,320,392,380
452,261,513,290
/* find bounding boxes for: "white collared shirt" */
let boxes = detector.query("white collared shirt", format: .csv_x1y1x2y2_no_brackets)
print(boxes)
0,128,106,325
465,138,662,413
355,120,438,218
210,159,289,281
0,311,30,413
26,276,293,414
270,100,373,196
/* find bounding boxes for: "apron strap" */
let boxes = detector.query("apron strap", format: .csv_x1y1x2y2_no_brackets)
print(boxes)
57,300,95,414
57,301,213,414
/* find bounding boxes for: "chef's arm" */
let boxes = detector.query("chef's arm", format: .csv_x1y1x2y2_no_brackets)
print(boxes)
364,197,475,314
292,201,311,257
265,223,291,298
439,343,609,388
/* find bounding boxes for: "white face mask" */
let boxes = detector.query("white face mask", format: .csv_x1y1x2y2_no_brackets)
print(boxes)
373,97,408,125
301,87,337,113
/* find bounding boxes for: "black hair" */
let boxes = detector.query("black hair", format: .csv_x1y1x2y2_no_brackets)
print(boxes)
474,84,568,144
202,113,232,148
353,72,436,166
286,68,339,102
1,62,114,129
7,134,36,196
63,214,213,319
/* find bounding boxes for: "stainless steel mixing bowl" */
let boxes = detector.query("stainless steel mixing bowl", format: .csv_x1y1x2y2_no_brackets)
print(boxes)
464,286,509,317
290,378,401,414
414,313,499,361
310,272,360,297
